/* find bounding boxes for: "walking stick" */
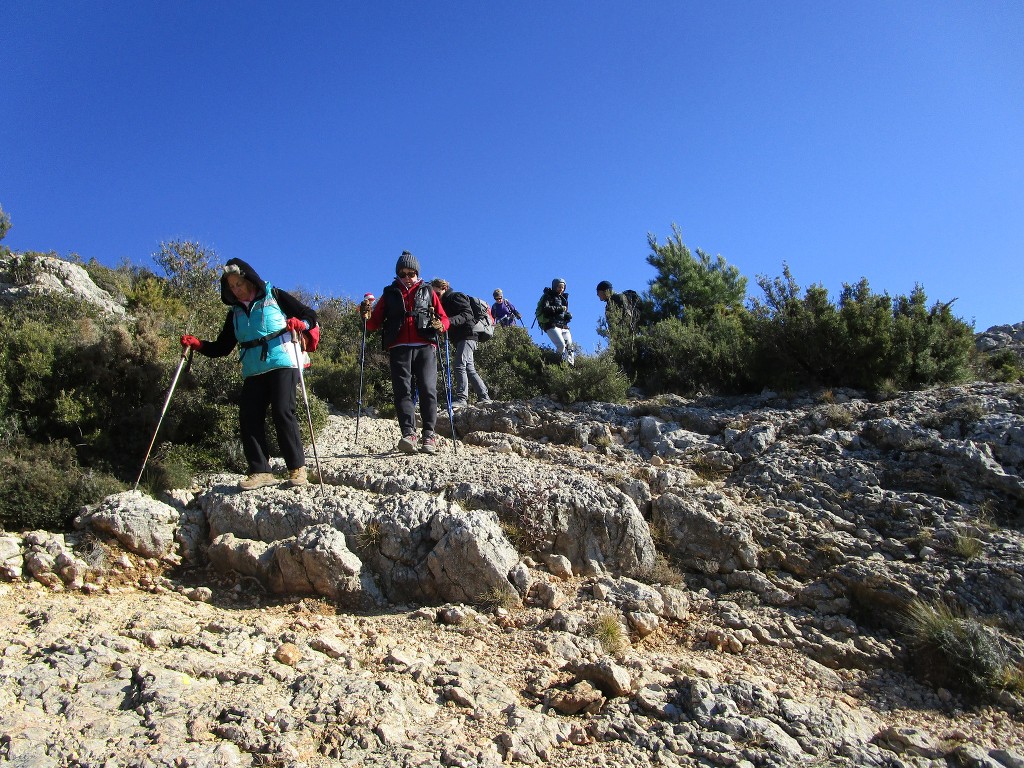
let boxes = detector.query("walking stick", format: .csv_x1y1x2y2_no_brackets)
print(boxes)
355,298,371,444
291,331,327,497
134,347,192,491
441,334,458,453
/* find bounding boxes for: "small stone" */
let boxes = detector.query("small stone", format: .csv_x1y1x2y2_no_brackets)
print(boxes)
544,554,573,579
274,642,302,666
626,611,660,638
546,681,604,715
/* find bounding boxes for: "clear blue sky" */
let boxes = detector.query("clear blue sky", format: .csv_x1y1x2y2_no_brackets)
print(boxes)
4,1,1022,353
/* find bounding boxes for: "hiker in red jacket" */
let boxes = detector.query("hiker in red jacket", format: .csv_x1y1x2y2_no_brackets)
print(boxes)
361,251,449,454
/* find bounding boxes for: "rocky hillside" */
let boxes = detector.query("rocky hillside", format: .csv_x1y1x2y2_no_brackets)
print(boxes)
2,381,1024,767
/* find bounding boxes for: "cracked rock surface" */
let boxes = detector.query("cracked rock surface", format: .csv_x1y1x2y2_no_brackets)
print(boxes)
5,381,1024,766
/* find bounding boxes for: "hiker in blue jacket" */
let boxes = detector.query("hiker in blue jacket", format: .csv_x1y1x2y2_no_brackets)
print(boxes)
180,258,317,490
432,279,491,408
491,288,522,327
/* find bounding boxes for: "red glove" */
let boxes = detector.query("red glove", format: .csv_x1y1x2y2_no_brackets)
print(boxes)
180,335,202,350
285,317,307,332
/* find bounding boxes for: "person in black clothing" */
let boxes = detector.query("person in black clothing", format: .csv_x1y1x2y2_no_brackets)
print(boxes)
536,278,574,366
431,278,491,407
180,258,318,490
596,280,636,333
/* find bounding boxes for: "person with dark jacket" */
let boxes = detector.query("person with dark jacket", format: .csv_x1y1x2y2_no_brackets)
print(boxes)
490,288,521,327
180,258,318,490
536,278,574,365
597,280,637,332
432,279,491,408
360,251,450,454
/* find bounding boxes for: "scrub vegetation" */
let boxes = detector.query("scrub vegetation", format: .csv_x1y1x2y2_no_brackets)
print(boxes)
0,207,985,530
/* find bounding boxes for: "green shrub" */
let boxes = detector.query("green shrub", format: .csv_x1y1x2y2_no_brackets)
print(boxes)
0,438,123,531
475,325,547,401
646,224,747,324
4,251,47,286
632,313,755,395
78,257,132,302
308,348,392,413
749,267,973,391
543,352,629,404
300,295,395,413
983,349,1024,383
749,271,849,390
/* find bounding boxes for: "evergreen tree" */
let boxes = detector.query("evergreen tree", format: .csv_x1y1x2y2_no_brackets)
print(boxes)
646,224,747,324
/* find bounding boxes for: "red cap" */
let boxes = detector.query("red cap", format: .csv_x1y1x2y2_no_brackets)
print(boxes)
364,293,375,300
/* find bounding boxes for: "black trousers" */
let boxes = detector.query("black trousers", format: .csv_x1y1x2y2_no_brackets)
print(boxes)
239,367,305,473
389,344,438,437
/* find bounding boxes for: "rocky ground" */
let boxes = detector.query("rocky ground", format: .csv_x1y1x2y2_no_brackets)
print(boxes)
3,382,1024,767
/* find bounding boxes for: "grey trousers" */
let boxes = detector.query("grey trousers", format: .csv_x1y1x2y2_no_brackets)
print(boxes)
453,339,489,404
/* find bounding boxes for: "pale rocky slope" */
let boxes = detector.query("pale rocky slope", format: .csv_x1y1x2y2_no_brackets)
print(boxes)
3,381,1024,767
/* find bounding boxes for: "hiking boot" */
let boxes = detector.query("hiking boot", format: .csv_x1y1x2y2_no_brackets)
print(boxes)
420,434,437,454
238,472,278,491
286,467,307,487
397,434,419,453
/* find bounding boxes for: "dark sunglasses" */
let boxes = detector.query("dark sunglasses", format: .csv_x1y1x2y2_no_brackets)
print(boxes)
397,270,418,278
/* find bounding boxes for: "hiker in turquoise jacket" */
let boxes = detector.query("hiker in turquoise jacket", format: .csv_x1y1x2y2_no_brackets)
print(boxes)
181,258,318,491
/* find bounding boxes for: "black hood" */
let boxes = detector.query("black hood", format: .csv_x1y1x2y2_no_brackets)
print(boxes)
220,258,266,306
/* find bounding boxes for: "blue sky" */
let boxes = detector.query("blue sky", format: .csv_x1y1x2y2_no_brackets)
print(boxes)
3,1,1022,354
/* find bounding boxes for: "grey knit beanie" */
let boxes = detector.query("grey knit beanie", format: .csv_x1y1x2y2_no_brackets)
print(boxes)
396,251,420,275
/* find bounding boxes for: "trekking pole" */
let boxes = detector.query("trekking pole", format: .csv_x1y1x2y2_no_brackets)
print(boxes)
439,334,458,453
134,347,192,491
291,331,327,497
355,293,373,445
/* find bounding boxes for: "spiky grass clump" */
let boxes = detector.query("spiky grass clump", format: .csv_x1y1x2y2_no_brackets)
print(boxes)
356,521,383,552
901,599,1011,697
476,585,520,612
952,531,984,560
639,553,685,586
590,611,629,655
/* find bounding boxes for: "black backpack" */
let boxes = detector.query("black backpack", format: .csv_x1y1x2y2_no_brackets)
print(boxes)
621,290,641,319
468,296,495,341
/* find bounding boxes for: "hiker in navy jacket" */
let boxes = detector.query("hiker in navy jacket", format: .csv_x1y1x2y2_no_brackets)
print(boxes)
361,251,450,454
180,258,317,490
432,279,491,408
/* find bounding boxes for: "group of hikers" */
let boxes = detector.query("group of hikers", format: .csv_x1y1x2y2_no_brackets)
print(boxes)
179,251,639,490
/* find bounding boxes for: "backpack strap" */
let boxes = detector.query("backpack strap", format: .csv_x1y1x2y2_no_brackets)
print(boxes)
238,327,290,362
